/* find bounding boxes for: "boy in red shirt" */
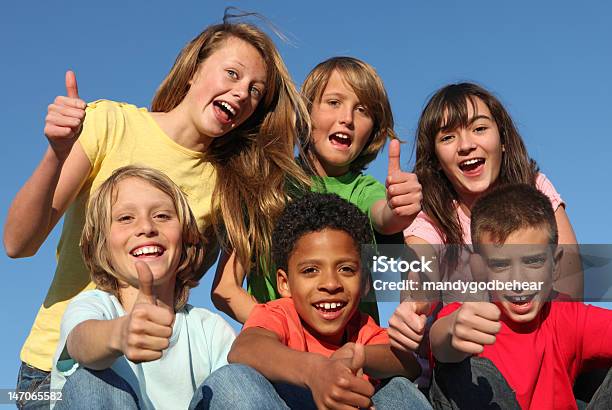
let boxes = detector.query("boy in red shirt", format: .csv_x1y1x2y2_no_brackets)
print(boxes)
429,184,612,409
197,193,431,409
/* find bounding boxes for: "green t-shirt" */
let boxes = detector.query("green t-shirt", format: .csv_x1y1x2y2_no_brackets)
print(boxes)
247,172,386,323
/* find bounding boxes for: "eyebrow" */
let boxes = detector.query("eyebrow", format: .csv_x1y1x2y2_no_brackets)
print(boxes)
521,253,548,261
112,201,175,212
321,92,348,99
468,114,492,125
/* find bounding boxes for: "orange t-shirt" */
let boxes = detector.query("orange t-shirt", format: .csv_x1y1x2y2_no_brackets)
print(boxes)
243,297,389,358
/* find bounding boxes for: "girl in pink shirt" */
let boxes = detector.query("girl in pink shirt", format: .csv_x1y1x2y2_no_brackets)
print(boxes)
387,83,581,386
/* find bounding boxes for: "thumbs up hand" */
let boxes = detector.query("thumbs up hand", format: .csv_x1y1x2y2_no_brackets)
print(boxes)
451,302,501,355
386,139,422,218
388,300,429,352
44,70,87,157
119,262,174,363
309,343,374,409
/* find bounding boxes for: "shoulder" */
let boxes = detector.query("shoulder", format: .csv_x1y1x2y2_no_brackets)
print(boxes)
403,211,445,244
183,305,236,341
67,289,119,312
535,173,564,210
351,312,389,345
243,298,297,336
85,99,146,114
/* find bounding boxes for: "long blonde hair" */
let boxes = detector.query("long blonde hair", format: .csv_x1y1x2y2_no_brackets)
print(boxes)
81,166,205,311
152,17,311,275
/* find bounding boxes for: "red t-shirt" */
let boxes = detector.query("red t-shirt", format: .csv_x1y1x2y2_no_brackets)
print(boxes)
438,301,612,409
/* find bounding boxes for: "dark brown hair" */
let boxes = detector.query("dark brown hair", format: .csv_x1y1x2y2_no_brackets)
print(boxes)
413,83,539,271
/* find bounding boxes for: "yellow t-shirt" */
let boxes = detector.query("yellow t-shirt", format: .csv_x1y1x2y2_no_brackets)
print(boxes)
21,100,218,371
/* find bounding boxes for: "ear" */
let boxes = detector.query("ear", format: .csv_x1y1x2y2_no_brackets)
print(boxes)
277,268,292,298
501,144,506,152
552,245,564,281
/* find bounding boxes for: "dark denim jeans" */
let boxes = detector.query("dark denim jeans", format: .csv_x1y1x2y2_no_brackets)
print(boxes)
15,362,51,410
430,357,520,410
431,357,612,410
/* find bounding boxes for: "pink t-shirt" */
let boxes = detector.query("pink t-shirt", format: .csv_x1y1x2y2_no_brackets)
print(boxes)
404,173,564,245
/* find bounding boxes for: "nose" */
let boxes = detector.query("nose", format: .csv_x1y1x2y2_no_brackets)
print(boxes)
508,263,524,293
338,107,355,129
136,217,158,237
318,270,344,294
457,130,476,154
232,81,249,102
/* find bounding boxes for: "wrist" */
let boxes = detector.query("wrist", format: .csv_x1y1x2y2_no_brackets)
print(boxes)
109,316,127,355
45,143,72,163
303,354,327,389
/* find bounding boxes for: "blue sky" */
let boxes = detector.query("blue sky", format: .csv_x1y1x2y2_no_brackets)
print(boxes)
1,0,610,393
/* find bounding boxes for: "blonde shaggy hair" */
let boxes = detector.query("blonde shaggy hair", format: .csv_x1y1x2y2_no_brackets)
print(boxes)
301,56,397,173
80,166,206,310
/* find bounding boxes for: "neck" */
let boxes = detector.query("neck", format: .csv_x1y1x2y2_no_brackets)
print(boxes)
150,108,213,153
309,152,349,177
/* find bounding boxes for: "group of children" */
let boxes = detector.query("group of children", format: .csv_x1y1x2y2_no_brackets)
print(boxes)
5,12,611,410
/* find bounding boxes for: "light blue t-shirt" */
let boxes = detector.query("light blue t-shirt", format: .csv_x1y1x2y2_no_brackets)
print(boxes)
51,290,235,409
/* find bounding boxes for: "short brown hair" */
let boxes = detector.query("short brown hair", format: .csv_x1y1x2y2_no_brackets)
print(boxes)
471,184,558,251
301,56,396,173
81,166,206,310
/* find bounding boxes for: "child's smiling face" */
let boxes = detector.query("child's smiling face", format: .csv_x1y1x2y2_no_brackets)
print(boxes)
309,70,374,177
182,36,267,139
277,228,363,345
434,97,503,204
478,227,561,324
108,177,182,290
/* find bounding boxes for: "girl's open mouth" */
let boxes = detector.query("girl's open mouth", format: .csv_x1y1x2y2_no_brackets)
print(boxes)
213,100,237,124
459,158,485,176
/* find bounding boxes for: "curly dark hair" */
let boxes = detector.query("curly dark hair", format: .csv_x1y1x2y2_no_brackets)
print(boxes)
272,193,373,272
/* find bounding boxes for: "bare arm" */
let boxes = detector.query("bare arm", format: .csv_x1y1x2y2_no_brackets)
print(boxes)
554,206,583,299
228,327,319,386
66,317,125,370
211,250,258,323
4,143,91,257
4,71,90,258
371,199,418,235
363,344,421,380
229,327,375,409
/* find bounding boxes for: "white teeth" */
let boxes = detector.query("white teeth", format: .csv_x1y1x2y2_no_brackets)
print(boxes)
132,246,163,256
334,133,350,140
461,158,482,166
315,302,345,310
219,101,236,116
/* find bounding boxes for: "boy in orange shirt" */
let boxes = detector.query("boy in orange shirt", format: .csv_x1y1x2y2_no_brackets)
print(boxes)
196,193,431,409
